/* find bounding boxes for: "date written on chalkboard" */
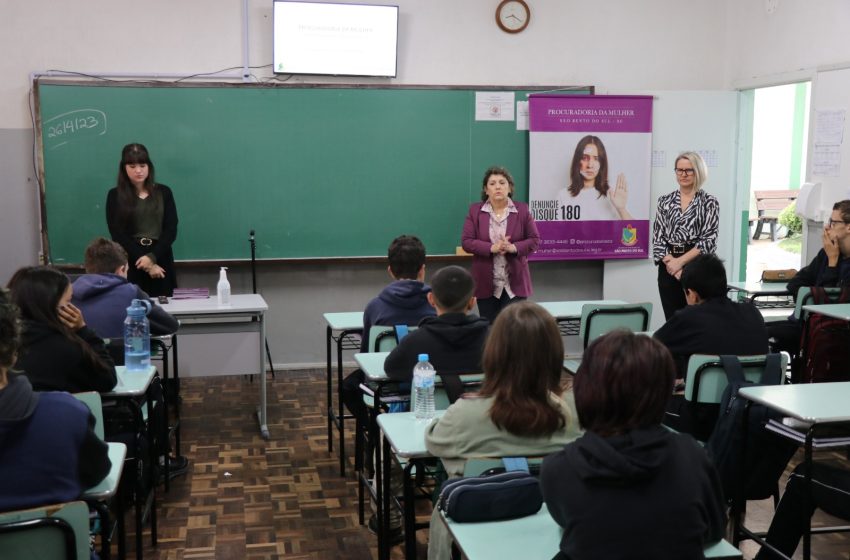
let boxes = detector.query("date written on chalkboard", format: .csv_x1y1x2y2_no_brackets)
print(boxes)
43,109,107,149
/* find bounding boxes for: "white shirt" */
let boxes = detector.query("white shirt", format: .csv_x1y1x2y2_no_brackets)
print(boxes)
557,187,619,221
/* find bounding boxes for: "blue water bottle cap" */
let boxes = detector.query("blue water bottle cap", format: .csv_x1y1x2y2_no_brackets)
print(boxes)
418,353,429,362
126,298,151,317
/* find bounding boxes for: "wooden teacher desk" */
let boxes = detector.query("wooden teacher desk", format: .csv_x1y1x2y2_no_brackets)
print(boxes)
162,294,270,439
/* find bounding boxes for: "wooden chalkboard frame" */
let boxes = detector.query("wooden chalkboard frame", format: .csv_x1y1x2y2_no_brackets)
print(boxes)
35,80,592,264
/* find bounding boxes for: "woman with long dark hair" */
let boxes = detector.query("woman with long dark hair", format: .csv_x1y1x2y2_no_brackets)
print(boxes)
8,266,116,393
425,301,582,559
106,143,179,297
557,135,632,221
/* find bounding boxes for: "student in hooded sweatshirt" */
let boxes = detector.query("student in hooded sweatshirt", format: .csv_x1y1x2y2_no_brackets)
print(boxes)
540,330,726,560
341,235,435,426
72,237,178,365
0,287,111,513
383,265,489,394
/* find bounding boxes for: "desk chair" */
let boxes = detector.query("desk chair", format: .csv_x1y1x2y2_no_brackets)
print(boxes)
355,326,414,523
0,501,90,560
681,353,789,443
74,391,128,560
150,335,180,490
355,326,407,473
564,302,652,374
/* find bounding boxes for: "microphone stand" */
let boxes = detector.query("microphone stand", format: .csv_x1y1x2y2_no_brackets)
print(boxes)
250,230,276,380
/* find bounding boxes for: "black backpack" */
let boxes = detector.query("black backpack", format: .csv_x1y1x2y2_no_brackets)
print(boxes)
705,355,797,503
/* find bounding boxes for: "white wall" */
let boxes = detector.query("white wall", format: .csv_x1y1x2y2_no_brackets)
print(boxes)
1,0,730,129
725,0,850,87
2,0,850,366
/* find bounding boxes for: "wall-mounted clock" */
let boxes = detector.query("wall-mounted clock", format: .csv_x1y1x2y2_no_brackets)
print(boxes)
496,0,530,34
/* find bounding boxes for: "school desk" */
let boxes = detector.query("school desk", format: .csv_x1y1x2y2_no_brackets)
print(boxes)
323,311,364,476
737,382,850,560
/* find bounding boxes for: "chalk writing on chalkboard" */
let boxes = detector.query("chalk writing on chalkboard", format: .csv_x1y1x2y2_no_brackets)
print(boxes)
44,109,107,149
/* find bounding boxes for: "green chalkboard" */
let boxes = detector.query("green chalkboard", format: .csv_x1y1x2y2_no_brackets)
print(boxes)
37,82,590,262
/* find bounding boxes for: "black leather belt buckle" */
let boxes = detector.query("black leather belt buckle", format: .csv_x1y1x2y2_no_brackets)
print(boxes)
139,237,153,247
670,244,686,256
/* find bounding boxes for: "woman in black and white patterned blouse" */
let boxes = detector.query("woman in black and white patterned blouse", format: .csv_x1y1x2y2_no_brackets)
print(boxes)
652,152,719,320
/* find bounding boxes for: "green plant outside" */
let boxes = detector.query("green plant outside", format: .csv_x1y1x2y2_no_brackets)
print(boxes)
778,201,803,234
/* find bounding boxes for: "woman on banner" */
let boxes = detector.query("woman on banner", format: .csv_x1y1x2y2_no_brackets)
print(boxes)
557,135,632,221
652,151,719,320
106,143,179,297
462,166,540,323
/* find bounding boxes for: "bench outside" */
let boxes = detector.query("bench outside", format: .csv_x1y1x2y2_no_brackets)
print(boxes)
752,189,798,242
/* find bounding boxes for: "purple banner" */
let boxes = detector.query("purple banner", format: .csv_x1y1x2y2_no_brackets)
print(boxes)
529,95,653,133
528,95,653,261
532,220,650,261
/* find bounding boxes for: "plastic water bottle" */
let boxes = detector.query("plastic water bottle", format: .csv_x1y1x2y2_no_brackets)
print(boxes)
217,266,231,307
412,353,436,420
124,299,151,371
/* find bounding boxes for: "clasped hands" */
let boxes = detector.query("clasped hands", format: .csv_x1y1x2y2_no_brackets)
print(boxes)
136,255,166,279
662,254,684,280
491,235,517,255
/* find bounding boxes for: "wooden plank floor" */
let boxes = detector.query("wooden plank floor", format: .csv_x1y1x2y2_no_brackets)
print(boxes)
123,369,850,560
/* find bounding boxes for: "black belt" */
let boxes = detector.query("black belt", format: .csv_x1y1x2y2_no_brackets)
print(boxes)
136,237,156,247
667,243,694,256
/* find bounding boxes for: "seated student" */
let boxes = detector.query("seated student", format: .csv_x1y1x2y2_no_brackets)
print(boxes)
73,239,187,479
383,265,489,391
8,266,116,393
654,253,769,378
540,331,726,560
72,237,179,343
767,199,850,365
756,460,850,559
425,302,582,560
0,287,111,513
341,235,435,425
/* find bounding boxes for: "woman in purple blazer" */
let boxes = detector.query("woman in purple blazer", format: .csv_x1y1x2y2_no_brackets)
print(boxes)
462,166,540,323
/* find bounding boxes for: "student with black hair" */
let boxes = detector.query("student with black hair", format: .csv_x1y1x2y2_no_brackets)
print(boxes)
383,265,489,386
654,253,768,379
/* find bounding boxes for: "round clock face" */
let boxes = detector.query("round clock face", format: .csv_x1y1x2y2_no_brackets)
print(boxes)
497,0,530,33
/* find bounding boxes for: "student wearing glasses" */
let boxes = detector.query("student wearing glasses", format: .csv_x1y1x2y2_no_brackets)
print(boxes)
766,199,850,367
652,152,719,320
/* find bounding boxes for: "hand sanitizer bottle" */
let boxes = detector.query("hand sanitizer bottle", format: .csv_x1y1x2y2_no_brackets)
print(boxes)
217,267,231,307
